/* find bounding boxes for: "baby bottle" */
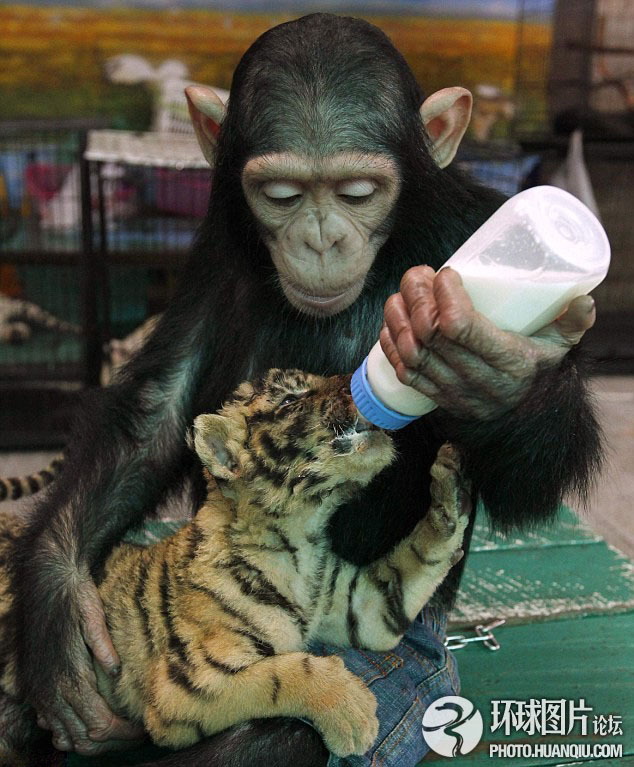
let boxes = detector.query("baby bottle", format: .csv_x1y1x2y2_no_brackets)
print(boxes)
351,185,611,429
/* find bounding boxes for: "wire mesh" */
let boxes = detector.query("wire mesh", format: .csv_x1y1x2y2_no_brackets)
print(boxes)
512,0,557,137
0,125,85,256
591,0,634,115
91,162,208,262
0,124,90,383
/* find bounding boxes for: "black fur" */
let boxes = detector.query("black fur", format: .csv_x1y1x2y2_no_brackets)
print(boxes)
135,719,329,767
11,13,603,767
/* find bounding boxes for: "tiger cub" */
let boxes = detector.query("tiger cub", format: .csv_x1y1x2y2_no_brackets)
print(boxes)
0,369,470,762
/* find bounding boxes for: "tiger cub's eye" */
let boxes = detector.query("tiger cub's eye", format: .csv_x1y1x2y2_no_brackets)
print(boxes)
278,394,300,409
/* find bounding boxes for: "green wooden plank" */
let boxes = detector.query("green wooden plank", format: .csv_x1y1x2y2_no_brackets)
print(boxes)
471,506,601,553
123,510,594,551
450,540,634,628
118,511,634,629
122,506,597,552
422,613,634,766
122,505,597,553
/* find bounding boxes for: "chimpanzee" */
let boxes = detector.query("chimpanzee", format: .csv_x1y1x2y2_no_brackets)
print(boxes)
12,13,601,767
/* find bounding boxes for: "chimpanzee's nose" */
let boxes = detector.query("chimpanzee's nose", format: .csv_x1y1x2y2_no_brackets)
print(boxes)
303,211,347,255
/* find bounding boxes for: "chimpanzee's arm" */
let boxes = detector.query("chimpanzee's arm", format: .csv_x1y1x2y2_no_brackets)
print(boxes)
12,286,218,753
438,345,603,530
381,266,603,531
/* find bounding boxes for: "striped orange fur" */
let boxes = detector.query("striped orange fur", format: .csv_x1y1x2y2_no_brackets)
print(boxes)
0,369,470,763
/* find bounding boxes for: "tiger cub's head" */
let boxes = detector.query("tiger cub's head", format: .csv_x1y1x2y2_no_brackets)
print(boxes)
193,369,395,514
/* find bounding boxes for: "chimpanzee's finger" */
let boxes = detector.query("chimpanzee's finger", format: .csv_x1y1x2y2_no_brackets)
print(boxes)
45,714,71,751
44,701,87,752
378,319,444,395
86,705,145,744
382,308,511,415
398,366,442,402
398,266,439,348
77,576,121,678
415,339,530,416
378,322,439,400
63,670,144,744
432,268,544,371
379,322,403,373
532,295,595,349
383,293,422,367
51,726,73,752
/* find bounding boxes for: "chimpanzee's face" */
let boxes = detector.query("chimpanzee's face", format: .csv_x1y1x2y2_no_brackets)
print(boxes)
241,152,400,317
185,36,471,322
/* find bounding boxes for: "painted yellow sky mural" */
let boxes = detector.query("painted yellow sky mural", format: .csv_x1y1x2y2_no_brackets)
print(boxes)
0,4,551,128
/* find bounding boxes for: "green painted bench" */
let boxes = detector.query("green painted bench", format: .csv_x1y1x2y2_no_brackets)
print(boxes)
421,507,634,766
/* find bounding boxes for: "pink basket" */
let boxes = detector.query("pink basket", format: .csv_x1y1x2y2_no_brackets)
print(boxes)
155,168,212,218
25,163,72,202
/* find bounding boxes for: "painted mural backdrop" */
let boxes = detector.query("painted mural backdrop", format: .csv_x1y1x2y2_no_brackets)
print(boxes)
0,1,553,133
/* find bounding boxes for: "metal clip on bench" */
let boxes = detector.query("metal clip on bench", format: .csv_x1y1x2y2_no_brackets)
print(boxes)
445,617,506,651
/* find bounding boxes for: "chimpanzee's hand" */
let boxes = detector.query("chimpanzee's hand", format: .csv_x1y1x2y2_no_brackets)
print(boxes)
381,266,596,420
33,573,144,755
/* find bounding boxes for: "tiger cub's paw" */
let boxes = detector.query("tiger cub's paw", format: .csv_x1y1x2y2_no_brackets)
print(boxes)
145,707,201,749
426,443,471,556
311,657,378,757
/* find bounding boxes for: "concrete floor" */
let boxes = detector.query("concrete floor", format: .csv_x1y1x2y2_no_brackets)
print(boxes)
582,376,634,557
1,376,632,556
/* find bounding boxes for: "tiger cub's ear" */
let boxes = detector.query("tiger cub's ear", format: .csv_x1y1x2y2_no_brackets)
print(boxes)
193,413,241,481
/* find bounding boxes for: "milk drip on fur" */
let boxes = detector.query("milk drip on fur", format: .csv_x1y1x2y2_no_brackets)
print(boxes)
351,186,611,430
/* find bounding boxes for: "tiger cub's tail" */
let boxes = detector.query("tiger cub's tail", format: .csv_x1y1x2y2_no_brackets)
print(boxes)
0,454,64,502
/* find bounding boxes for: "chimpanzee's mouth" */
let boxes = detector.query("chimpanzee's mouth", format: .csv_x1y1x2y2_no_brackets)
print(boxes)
280,277,365,316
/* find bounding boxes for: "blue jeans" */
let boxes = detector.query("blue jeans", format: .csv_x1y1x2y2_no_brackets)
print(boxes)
308,604,459,767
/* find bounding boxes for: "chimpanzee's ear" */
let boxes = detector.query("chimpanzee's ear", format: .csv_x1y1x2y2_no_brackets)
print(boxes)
185,85,227,167
419,87,472,169
192,413,240,481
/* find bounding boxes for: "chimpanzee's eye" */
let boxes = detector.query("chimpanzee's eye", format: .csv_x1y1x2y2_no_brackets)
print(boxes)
337,179,376,204
339,193,375,205
263,182,303,206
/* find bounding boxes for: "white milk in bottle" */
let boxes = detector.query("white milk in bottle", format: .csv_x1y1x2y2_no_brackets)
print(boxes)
351,186,611,429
